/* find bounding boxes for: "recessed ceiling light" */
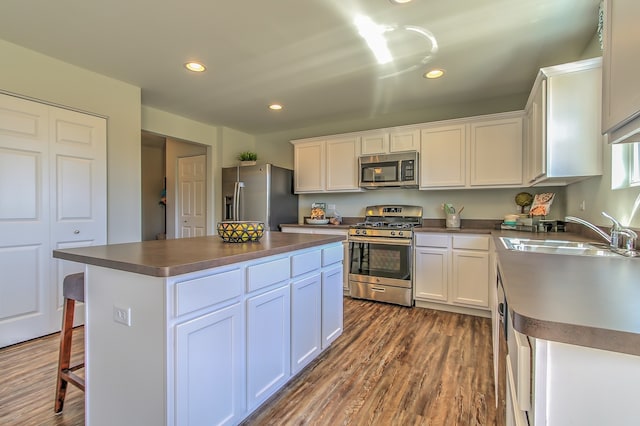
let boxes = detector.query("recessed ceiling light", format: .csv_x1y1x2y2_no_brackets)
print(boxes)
389,0,413,4
269,104,283,110
184,62,206,72
424,69,445,79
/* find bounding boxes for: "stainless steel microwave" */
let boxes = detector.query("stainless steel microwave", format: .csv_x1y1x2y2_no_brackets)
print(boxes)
359,152,419,189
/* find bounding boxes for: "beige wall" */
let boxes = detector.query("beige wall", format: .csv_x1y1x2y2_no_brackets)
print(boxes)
0,39,142,244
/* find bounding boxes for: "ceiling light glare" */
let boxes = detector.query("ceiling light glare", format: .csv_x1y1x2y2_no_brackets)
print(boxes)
269,104,283,110
389,0,413,3
354,15,393,65
424,69,444,79
184,62,206,72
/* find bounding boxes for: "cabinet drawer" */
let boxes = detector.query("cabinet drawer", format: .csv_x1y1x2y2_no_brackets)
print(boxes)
247,257,290,292
291,250,321,277
322,244,343,267
175,269,242,316
415,233,450,248
452,235,489,251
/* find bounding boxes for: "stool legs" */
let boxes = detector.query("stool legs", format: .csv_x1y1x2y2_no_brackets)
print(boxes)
54,297,85,413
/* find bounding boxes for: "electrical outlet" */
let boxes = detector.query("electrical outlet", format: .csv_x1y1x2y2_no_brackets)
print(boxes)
328,204,336,211
580,200,586,211
113,306,132,326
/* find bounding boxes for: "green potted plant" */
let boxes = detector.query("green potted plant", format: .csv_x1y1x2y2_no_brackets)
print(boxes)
238,151,257,166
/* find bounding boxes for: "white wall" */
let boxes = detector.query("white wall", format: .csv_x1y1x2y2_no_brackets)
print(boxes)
0,39,142,244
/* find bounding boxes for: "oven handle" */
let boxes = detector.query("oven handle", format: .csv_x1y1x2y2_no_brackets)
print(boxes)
348,236,412,246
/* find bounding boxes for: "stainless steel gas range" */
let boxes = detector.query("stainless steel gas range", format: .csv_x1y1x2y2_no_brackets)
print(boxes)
348,205,422,307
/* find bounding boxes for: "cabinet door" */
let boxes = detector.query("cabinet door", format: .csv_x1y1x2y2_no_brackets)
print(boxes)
293,141,325,193
326,136,360,191
175,303,244,426
322,265,343,349
291,274,322,374
414,247,449,302
361,132,389,155
602,0,640,135
246,284,291,410
452,250,489,308
389,128,420,153
470,116,523,186
527,79,547,183
420,124,466,188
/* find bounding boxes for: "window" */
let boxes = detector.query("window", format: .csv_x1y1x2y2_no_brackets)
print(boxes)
611,142,640,189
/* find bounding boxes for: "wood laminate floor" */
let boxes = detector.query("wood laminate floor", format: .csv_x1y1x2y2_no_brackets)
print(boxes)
0,298,500,425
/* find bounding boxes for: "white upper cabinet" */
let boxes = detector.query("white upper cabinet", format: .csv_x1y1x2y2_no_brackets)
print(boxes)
524,58,603,186
326,136,361,191
470,115,523,187
361,128,420,155
293,140,325,193
419,112,523,189
420,124,467,188
390,128,421,153
602,0,640,144
360,131,389,155
292,135,361,193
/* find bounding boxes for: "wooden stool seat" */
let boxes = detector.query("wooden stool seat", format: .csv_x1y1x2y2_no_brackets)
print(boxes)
54,272,85,413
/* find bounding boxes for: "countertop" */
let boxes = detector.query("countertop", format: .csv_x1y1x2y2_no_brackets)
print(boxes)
493,231,640,357
53,232,344,277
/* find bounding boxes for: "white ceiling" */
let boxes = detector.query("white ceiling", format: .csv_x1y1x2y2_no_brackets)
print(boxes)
0,0,600,134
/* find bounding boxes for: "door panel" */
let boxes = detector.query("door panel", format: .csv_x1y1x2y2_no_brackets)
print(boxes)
178,155,206,238
0,94,51,347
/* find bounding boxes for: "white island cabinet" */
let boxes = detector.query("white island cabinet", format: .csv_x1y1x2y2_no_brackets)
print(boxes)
53,234,344,426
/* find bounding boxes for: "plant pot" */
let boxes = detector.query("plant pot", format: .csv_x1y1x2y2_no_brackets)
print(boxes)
240,161,256,166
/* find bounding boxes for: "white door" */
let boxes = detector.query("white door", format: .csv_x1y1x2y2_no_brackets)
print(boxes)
0,93,106,347
49,107,107,328
0,94,51,347
178,155,206,238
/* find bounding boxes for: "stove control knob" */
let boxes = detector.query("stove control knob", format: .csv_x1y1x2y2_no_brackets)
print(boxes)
390,231,396,236
398,231,404,237
362,229,367,235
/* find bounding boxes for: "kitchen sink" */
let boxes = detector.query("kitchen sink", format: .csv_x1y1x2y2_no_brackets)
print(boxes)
500,237,623,257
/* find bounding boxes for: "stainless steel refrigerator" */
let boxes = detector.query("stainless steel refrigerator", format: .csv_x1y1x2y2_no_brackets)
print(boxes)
222,164,298,230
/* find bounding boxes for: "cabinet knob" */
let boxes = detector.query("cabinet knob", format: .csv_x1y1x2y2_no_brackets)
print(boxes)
73,230,80,234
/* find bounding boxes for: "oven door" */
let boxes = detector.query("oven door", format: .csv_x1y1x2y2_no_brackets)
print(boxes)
348,236,412,287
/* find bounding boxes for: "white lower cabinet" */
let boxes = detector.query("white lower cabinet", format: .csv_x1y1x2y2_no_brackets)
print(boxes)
291,273,322,374
246,284,291,410
175,303,244,426
167,242,343,426
414,233,490,316
452,248,489,307
414,246,449,302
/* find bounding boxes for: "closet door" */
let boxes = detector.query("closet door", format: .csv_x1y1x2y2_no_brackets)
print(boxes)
0,93,107,347
49,107,107,327
0,94,52,347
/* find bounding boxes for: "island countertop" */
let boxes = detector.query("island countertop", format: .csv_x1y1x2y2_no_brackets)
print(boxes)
53,232,344,277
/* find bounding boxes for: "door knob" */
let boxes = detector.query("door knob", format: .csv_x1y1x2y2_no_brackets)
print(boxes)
73,230,80,234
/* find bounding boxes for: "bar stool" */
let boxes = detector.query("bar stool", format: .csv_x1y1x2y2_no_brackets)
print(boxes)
54,272,85,413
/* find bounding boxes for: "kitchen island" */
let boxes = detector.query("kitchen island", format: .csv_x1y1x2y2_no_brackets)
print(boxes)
53,232,345,426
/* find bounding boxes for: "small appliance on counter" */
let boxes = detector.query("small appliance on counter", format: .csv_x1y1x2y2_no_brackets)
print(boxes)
500,192,562,232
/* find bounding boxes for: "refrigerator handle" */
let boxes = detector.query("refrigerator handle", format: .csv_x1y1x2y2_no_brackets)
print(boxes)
233,181,245,220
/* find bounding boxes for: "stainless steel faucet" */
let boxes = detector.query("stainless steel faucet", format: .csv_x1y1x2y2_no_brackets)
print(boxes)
565,212,637,250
